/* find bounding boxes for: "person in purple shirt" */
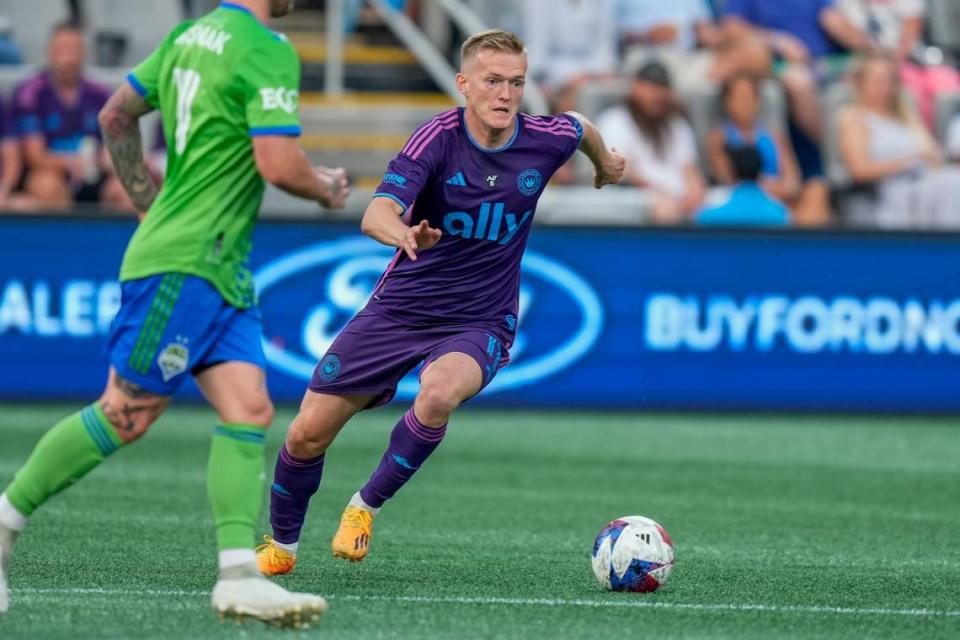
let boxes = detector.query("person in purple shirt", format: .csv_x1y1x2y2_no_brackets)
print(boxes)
255,29,626,575
13,21,128,209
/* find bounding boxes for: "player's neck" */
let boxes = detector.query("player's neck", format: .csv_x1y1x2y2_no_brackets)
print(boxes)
463,108,515,150
223,0,268,23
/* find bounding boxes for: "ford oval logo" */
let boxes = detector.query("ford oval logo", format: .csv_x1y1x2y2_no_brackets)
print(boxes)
254,236,604,398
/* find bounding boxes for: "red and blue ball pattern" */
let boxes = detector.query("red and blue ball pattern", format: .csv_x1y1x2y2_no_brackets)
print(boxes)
591,516,675,593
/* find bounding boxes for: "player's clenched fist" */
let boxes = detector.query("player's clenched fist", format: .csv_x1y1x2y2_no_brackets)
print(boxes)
594,148,626,189
316,166,350,209
403,219,442,261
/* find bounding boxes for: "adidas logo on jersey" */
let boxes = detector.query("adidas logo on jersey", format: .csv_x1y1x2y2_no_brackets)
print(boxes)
445,172,467,187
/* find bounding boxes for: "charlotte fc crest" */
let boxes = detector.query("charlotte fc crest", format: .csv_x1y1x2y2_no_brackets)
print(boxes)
157,337,190,381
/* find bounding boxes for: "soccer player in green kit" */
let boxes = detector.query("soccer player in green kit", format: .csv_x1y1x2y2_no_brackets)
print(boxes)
0,0,347,628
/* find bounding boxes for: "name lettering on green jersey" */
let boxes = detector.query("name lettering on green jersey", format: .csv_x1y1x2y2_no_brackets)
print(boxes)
175,24,233,55
260,87,298,114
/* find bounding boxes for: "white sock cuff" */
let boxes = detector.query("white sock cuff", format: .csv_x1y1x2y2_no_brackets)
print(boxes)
274,539,299,554
349,491,380,516
218,548,257,571
0,493,27,532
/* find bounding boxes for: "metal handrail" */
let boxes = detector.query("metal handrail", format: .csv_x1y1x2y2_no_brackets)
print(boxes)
326,0,550,115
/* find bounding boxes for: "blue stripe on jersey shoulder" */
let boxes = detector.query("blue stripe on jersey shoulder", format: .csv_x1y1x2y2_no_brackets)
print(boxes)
249,125,302,137
126,72,148,98
567,114,585,145
373,192,410,212
220,2,254,16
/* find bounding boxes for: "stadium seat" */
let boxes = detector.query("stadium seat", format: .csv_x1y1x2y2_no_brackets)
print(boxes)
82,0,185,66
927,0,960,56
935,91,960,145
821,82,855,189
0,0,70,65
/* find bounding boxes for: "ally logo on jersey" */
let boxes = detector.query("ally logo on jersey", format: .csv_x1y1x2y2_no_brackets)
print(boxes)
443,202,532,245
253,236,604,399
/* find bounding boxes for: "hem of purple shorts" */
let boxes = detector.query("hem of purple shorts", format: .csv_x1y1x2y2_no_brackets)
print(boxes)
306,384,395,409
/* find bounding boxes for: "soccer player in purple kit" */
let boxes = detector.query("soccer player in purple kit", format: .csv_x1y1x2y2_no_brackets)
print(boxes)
257,29,626,575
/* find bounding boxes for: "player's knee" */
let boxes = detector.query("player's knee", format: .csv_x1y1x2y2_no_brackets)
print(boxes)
239,393,274,428
781,66,815,94
415,380,461,425
286,414,332,458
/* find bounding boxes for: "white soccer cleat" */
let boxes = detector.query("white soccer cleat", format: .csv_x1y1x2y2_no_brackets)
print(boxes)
0,525,14,614
211,576,327,629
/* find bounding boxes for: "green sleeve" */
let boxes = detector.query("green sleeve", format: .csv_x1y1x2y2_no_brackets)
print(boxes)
127,22,191,107
243,39,302,137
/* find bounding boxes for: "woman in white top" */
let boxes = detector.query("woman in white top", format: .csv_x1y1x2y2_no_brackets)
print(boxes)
838,54,960,229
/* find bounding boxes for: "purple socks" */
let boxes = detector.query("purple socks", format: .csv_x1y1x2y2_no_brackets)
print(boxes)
269,446,325,544
359,409,447,509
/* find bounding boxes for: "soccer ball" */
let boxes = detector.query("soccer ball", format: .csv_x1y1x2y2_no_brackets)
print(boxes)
591,515,675,592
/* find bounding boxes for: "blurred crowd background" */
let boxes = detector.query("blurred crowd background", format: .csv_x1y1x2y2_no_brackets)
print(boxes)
1,0,959,230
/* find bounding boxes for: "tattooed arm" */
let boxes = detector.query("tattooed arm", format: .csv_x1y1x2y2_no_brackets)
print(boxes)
98,83,158,216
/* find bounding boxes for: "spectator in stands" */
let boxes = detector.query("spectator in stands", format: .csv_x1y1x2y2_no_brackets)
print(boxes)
12,21,129,209
722,0,865,182
706,73,829,225
697,143,789,226
596,60,706,223
833,0,960,131
523,0,618,184
523,0,618,109
838,54,960,229
617,0,770,92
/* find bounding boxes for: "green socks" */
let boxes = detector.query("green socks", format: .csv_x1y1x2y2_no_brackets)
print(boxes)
4,404,122,516
207,424,267,551
4,413,267,555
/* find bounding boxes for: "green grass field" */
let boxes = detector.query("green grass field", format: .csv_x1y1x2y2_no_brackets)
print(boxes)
1,404,959,639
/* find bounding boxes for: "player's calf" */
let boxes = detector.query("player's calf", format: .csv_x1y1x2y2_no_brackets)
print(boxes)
0,493,25,615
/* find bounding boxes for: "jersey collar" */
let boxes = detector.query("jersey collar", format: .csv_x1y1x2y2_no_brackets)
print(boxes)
220,2,257,20
461,108,519,154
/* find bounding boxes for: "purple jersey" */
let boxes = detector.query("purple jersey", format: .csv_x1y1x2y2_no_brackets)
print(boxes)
368,107,582,326
12,72,110,154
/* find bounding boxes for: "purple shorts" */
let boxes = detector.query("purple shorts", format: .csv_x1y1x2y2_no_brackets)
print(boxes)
308,309,512,408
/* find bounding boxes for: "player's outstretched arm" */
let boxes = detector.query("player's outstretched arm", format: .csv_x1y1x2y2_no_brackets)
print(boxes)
565,111,626,189
252,137,349,209
99,83,158,214
361,196,441,261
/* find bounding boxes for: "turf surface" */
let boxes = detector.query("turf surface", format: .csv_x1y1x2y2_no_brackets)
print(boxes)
1,404,959,639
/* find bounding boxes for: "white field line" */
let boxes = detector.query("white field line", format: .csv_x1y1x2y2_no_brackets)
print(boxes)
11,587,960,619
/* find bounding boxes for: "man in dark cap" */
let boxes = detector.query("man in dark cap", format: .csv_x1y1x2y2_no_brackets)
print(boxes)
596,59,706,223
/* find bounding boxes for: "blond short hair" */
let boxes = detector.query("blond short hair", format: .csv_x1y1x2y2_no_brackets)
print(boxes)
460,29,525,67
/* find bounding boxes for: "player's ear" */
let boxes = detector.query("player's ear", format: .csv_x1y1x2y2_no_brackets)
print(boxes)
455,72,468,97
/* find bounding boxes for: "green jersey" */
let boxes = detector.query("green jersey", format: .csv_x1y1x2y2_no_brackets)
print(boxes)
120,3,302,308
